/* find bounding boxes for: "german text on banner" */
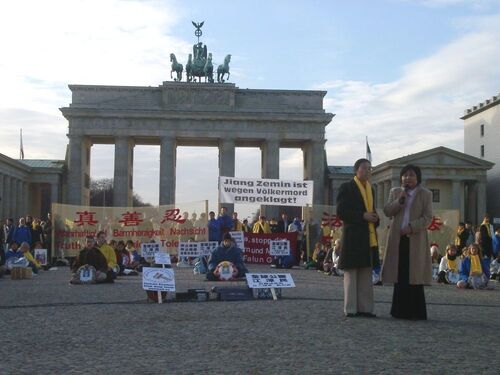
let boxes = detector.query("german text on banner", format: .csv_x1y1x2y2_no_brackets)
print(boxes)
219,176,313,206
52,202,207,258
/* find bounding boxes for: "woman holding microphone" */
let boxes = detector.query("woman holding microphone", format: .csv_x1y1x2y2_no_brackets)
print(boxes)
381,164,432,320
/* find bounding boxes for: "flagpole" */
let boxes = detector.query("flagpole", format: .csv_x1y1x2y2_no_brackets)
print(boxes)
20,128,24,160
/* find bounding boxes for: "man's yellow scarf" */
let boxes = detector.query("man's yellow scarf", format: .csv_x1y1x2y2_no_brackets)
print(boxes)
354,176,377,247
481,220,492,238
446,255,458,273
470,254,482,276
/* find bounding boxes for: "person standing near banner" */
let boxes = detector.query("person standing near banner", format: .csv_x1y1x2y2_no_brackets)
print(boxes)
382,164,432,320
337,158,379,318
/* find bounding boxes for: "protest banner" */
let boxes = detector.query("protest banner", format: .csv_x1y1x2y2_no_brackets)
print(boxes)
243,232,297,265
52,201,207,258
269,240,290,256
154,252,171,265
141,243,161,262
246,273,295,288
178,242,200,257
219,176,313,206
142,267,176,292
199,241,218,257
34,249,48,266
229,231,244,250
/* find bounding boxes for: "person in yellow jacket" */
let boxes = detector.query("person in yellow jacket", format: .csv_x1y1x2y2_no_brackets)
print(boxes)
232,212,243,231
96,231,118,275
19,241,41,274
252,216,271,234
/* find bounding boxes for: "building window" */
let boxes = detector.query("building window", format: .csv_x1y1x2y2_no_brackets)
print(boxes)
430,189,440,203
480,145,484,158
480,124,484,137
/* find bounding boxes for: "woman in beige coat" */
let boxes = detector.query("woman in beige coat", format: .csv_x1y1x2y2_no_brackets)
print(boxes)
381,165,432,320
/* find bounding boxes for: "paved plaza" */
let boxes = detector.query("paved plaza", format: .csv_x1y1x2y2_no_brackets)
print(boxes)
1,265,499,374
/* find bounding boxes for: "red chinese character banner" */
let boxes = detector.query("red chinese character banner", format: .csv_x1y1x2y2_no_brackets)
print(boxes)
52,202,208,257
303,205,459,259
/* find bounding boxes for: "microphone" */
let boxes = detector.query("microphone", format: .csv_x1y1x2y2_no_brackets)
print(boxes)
399,185,409,205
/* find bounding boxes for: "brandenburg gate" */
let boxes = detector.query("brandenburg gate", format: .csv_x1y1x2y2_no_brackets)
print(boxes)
60,23,333,216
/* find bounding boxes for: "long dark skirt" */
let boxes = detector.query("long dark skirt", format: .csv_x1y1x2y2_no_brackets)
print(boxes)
391,235,427,320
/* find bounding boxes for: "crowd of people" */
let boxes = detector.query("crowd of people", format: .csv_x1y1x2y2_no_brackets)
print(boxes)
1,214,53,276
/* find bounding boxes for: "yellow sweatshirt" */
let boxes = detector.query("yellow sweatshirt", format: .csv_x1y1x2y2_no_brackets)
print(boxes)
99,244,118,269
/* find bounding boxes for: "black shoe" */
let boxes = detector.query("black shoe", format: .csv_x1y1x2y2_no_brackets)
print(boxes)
356,312,377,318
345,313,357,318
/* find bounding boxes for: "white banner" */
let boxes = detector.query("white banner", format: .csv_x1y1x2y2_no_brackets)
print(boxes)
141,243,161,262
246,273,295,288
199,241,218,257
219,176,313,206
142,267,175,292
154,252,171,265
269,240,290,256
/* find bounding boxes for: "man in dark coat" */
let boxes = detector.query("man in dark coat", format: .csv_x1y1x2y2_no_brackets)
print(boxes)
337,158,379,318
276,213,290,233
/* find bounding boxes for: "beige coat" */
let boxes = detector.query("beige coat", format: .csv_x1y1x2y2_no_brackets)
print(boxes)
381,186,433,285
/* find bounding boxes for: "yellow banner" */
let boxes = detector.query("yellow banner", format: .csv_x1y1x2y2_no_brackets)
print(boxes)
303,205,459,259
52,201,208,257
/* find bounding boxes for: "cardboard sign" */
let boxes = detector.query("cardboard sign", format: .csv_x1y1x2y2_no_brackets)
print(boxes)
154,252,171,265
142,267,175,292
246,273,295,288
141,243,161,262
178,242,200,257
229,231,244,250
199,241,218,257
269,240,290,256
34,248,48,266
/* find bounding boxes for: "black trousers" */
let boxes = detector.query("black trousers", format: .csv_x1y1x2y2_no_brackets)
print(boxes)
391,235,427,320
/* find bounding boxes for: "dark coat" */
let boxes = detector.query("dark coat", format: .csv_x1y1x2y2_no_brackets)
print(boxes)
337,179,378,270
276,219,290,233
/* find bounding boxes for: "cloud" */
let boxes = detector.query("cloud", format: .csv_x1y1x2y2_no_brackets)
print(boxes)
318,12,500,167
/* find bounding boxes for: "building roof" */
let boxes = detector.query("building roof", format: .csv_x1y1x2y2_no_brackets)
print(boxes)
461,93,500,120
373,146,494,172
18,159,65,169
328,166,353,174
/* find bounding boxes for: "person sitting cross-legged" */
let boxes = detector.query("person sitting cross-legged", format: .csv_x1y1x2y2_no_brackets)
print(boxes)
437,244,461,284
96,231,119,277
457,243,490,289
70,236,113,284
19,241,41,275
206,233,248,281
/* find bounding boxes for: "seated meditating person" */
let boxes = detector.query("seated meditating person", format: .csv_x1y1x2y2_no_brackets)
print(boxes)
5,241,26,273
70,236,112,284
457,243,491,289
125,240,141,266
206,233,248,281
430,245,442,280
308,242,326,270
331,239,343,276
323,241,335,274
19,242,41,274
437,244,461,284
96,231,119,277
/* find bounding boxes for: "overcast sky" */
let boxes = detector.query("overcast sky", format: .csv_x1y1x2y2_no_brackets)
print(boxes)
1,0,499,218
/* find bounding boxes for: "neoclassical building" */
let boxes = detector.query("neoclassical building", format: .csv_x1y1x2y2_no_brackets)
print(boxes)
370,146,493,224
462,93,500,221
0,153,64,220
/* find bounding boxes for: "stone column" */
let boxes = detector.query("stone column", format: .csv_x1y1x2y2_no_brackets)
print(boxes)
4,175,11,218
67,135,91,205
303,140,326,205
51,181,60,212
477,181,486,225
219,138,235,214
451,180,461,219
15,179,22,218
261,139,280,219
159,136,177,206
113,136,134,207
22,182,29,216
390,177,400,191
383,180,391,203
376,182,385,208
